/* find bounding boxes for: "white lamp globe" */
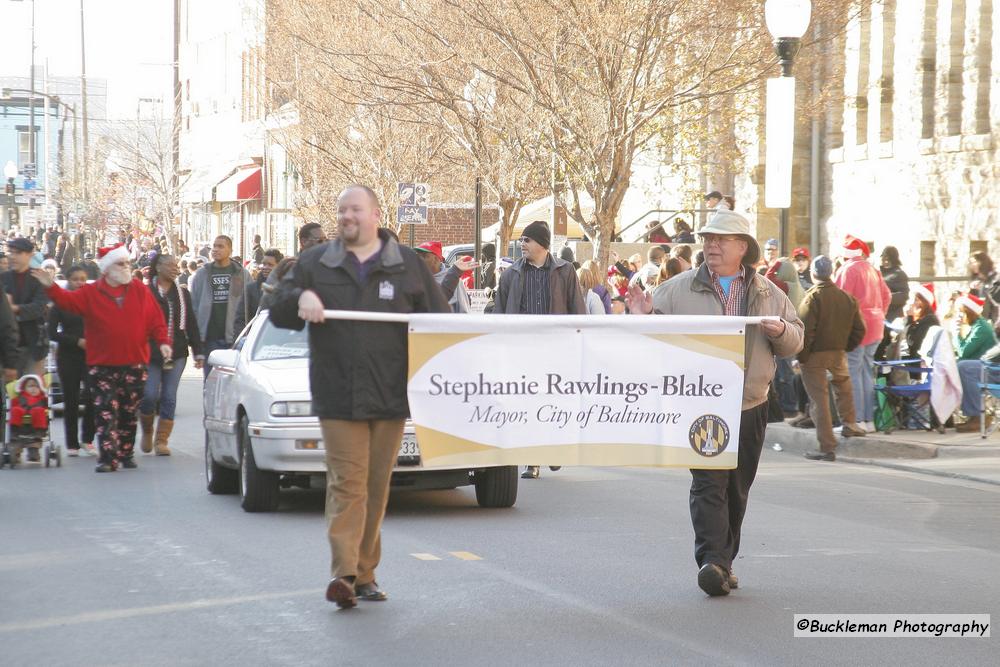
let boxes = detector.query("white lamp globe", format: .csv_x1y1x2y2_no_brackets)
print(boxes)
3,161,17,180
765,0,812,39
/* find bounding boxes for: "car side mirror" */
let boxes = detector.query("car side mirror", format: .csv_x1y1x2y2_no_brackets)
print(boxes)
207,349,239,369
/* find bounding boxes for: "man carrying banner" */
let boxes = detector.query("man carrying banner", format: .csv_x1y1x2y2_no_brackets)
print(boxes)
628,209,803,597
270,185,449,609
494,220,585,479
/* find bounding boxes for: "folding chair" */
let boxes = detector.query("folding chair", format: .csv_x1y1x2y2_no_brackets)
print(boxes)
979,361,1000,439
873,359,945,435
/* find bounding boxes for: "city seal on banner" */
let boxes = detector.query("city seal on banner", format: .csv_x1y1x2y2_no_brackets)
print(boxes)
689,414,730,457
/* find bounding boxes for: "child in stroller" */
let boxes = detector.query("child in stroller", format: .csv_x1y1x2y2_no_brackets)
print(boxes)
8,374,49,463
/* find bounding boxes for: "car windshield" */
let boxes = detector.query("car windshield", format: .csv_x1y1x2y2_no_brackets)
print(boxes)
251,319,310,361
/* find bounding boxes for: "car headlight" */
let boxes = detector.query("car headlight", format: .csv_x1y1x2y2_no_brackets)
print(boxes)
270,401,313,417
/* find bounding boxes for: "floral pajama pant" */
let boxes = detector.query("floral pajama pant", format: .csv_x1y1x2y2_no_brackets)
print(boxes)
89,365,148,469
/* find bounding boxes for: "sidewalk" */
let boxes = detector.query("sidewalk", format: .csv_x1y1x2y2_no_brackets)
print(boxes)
767,421,1000,486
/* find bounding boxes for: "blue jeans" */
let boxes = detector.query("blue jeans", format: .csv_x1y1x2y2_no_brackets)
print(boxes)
141,357,188,420
846,340,879,423
956,360,1000,417
202,339,230,379
774,356,797,414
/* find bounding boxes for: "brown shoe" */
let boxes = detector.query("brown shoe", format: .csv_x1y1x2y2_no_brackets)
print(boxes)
840,424,867,438
956,415,990,433
139,413,155,453
728,568,739,589
325,577,357,609
355,581,388,601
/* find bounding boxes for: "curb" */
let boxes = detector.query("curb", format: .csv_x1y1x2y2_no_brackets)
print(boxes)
834,456,1000,487
767,423,1000,460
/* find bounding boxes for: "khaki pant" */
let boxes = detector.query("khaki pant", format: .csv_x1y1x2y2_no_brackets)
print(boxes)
320,418,404,584
800,350,856,452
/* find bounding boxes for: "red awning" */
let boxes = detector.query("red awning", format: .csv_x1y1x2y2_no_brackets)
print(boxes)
215,166,261,202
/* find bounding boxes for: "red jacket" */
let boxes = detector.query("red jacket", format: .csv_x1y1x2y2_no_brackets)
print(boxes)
46,278,169,366
11,391,48,429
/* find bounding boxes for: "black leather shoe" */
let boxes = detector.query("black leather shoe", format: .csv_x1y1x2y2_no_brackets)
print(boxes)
355,581,388,601
325,577,357,609
697,563,731,597
804,450,835,461
122,458,138,469
95,463,115,473
548,466,562,471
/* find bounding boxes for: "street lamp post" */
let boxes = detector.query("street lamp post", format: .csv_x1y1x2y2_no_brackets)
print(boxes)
764,0,811,256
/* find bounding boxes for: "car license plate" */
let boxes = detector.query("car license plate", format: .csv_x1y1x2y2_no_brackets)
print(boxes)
399,433,420,461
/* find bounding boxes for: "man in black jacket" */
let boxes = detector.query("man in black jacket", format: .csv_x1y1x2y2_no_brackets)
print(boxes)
2,237,51,377
271,184,449,609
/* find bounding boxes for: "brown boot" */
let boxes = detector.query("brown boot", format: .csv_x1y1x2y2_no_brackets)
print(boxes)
139,413,156,453
154,418,174,456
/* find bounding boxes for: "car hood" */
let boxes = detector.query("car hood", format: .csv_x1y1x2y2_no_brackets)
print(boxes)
250,358,310,395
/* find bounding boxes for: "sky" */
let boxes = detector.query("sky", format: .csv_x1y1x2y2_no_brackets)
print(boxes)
0,0,174,119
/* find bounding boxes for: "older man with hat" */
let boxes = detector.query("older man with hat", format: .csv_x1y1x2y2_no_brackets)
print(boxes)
627,209,803,596
413,241,477,313
2,237,52,378
32,244,171,472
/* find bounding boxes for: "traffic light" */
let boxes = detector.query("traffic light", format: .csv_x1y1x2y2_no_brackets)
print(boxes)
4,178,13,196
9,206,19,226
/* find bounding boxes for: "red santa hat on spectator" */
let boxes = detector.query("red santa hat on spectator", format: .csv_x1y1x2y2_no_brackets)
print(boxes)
957,293,985,315
842,234,870,259
912,282,936,312
97,243,130,273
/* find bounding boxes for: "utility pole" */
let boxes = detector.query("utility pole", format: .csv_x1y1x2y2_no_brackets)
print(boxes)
28,0,36,175
80,0,90,207
172,0,181,251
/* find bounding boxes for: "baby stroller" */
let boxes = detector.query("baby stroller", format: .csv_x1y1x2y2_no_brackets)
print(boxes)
0,374,61,469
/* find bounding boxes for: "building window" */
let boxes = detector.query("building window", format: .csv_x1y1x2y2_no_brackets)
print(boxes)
968,0,992,134
855,2,872,146
970,240,989,256
878,0,896,143
17,130,32,169
919,240,936,277
920,0,938,139
945,0,967,136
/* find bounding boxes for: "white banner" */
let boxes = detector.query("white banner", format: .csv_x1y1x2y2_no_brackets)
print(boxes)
407,314,748,469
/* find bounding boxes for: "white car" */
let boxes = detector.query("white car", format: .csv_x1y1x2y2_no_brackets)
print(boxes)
203,313,519,512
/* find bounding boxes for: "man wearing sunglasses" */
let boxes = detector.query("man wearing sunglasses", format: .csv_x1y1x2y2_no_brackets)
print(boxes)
494,220,585,479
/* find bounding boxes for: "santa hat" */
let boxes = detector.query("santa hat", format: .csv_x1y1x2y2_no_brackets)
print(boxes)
842,234,870,259
97,243,130,273
912,283,936,312
957,293,985,315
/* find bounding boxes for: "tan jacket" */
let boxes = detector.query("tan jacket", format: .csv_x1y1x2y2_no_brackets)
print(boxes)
651,265,804,410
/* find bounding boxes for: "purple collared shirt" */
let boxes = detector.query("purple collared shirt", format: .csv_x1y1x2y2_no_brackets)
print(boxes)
347,245,383,283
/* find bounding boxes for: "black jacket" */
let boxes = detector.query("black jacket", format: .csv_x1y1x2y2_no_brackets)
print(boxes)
1,269,50,353
147,282,203,363
48,302,86,360
0,294,19,370
233,276,265,336
880,266,909,321
270,230,449,420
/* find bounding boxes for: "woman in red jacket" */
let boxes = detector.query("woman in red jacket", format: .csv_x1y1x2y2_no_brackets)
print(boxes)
32,244,170,473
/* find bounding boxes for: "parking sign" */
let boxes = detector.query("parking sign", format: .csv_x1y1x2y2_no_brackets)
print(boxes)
397,182,429,225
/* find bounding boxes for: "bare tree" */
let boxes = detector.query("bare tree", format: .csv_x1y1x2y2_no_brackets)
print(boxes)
99,116,189,252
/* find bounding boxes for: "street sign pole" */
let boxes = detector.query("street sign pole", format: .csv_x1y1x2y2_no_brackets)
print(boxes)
474,176,482,288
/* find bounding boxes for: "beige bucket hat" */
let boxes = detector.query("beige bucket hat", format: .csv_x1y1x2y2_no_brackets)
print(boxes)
696,209,761,266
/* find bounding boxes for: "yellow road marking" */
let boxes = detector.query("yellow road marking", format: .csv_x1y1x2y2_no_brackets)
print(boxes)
449,551,482,561
410,553,442,561
0,588,324,633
